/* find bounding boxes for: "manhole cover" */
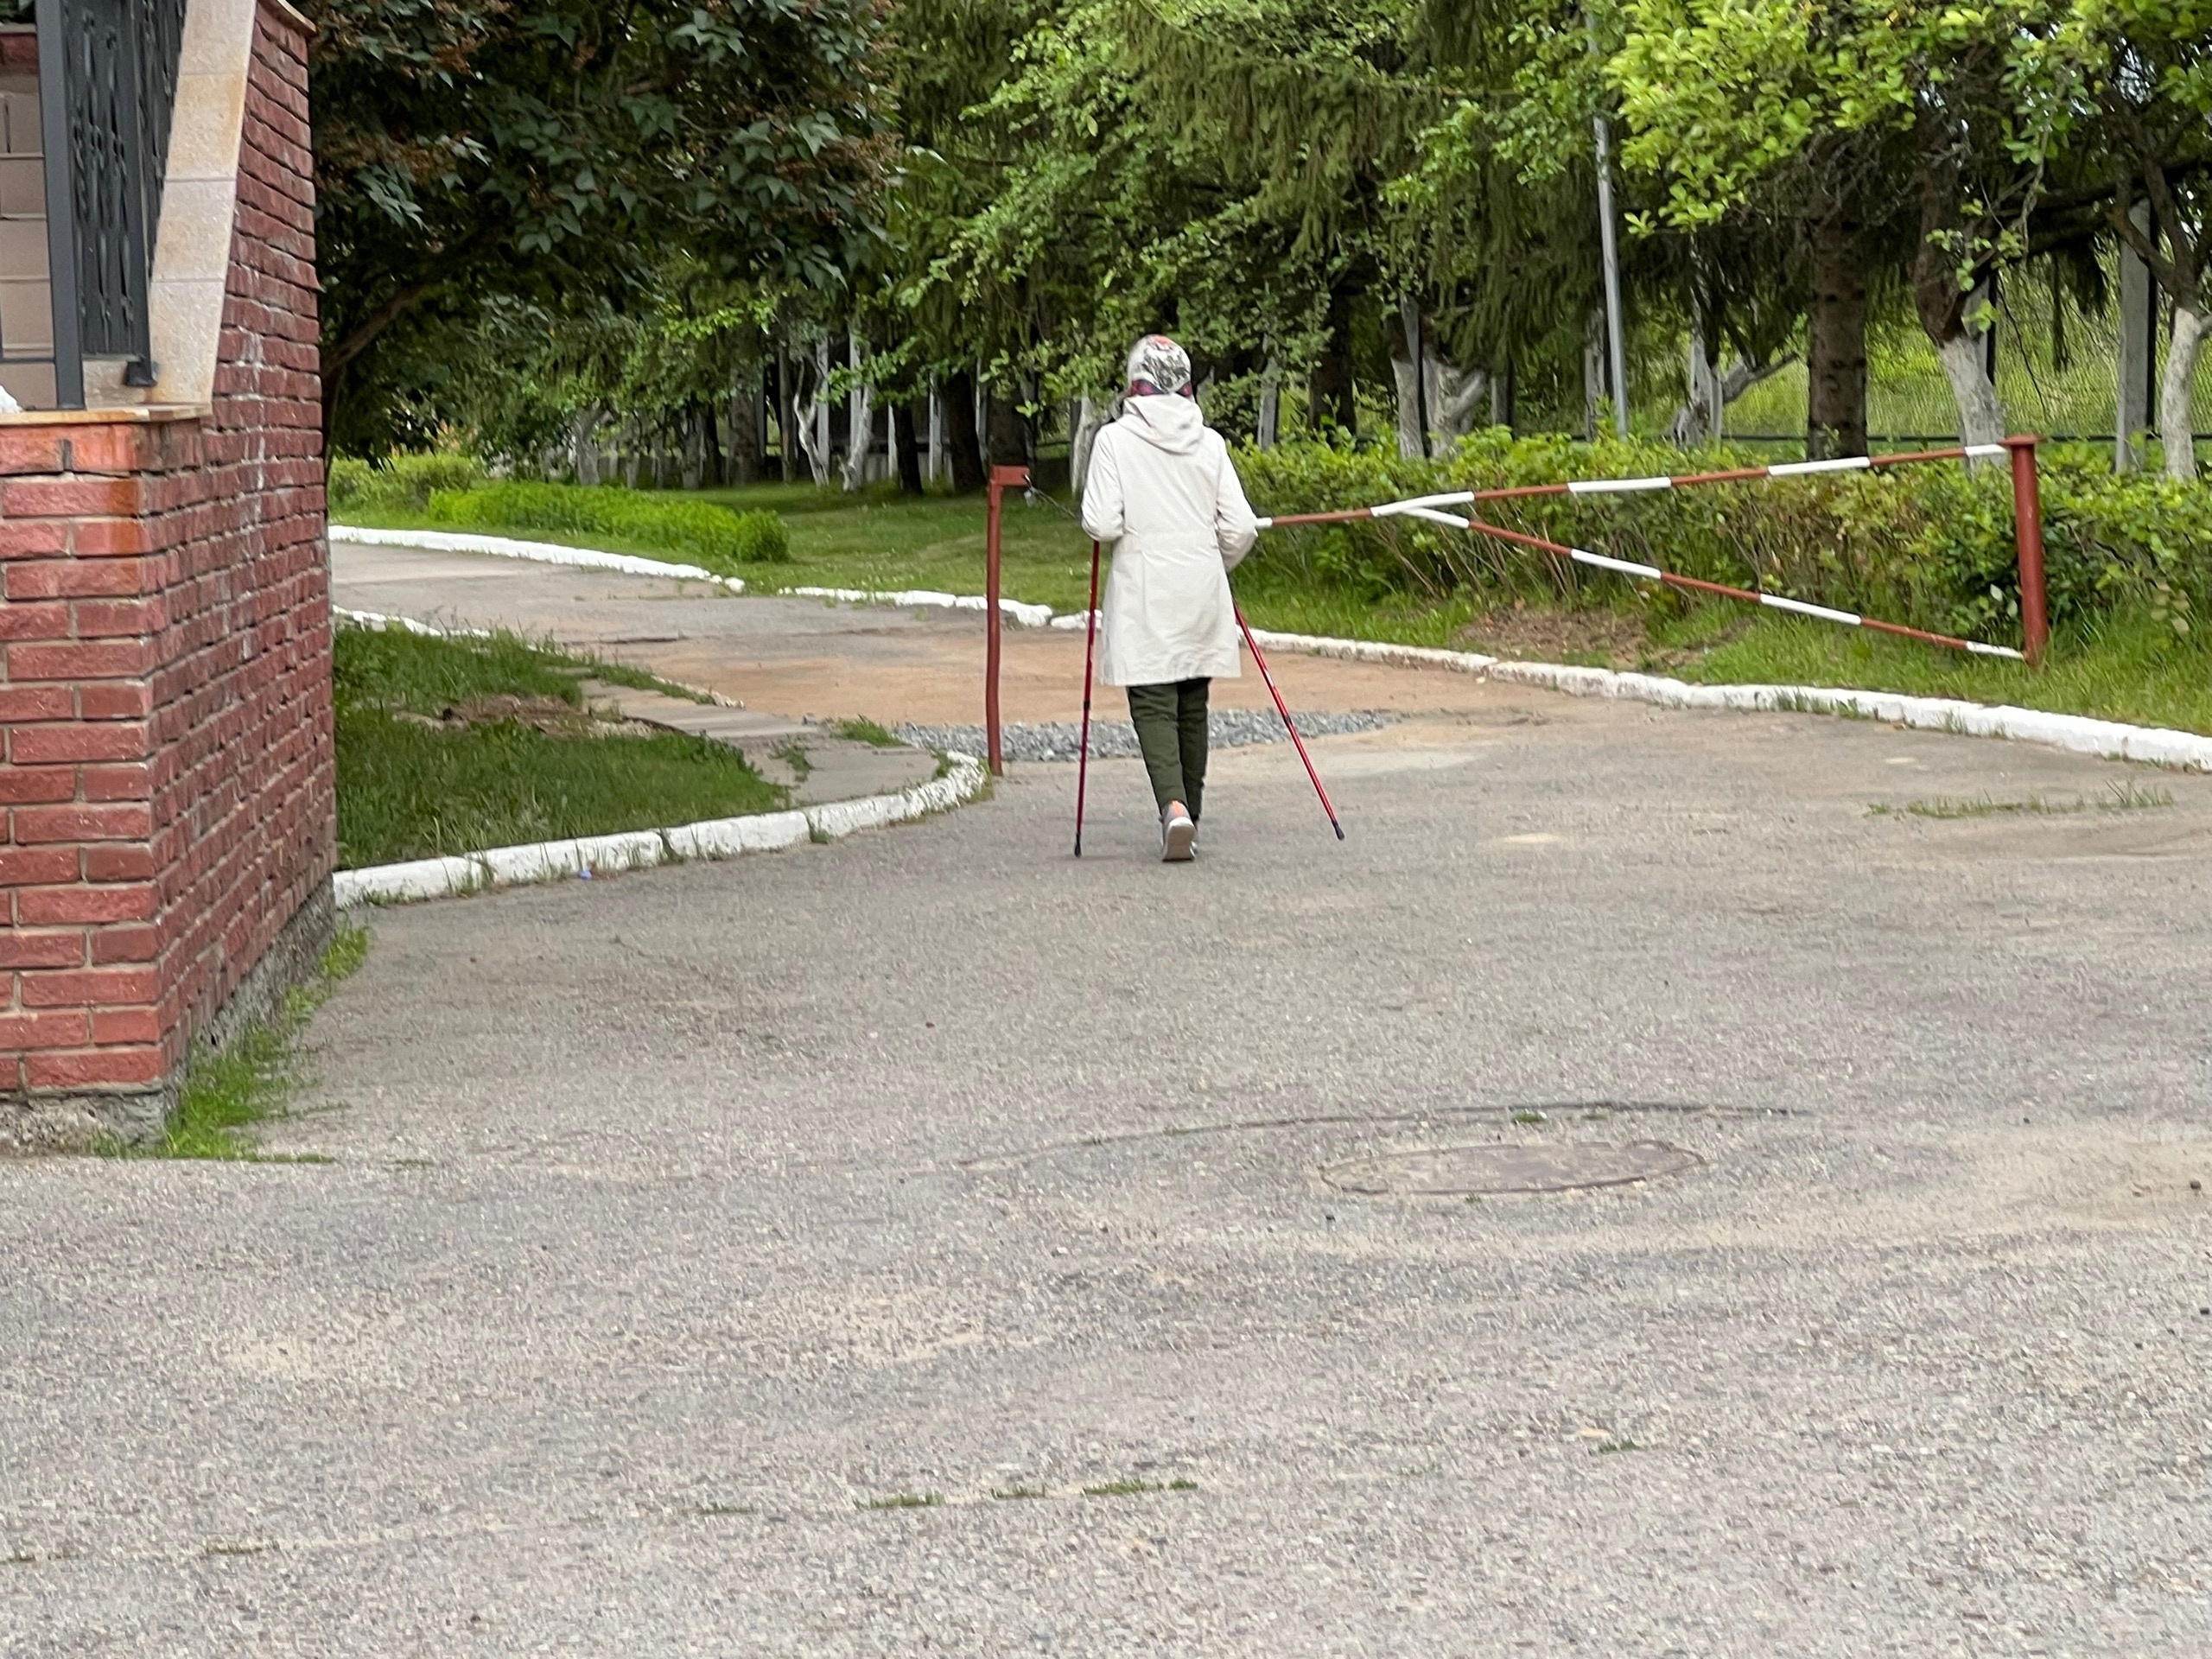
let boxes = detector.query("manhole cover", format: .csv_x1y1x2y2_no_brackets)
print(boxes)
1320,1141,1700,1196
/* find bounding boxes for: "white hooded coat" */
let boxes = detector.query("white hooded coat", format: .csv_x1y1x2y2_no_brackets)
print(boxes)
1079,396,1260,685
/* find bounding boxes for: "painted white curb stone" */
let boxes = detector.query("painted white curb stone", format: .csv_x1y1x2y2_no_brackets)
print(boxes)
332,524,2212,773
334,755,988,907
1242,631,2212,772
789,585,1056,628
330,524,748,592
334,605,490,639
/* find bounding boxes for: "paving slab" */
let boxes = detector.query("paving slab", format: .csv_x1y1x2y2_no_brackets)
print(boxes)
7,682,2211,1653
582,682,940,804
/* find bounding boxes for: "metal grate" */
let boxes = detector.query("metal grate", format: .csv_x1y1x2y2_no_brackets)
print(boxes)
28,0,188,407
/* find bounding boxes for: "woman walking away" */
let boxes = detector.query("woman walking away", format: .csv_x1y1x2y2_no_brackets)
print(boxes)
1080,335,1260,861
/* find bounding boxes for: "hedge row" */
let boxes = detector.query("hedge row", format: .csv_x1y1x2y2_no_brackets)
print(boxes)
328,452,486,512
1233,434,2212,645
423,482,790,572
328,461,790,574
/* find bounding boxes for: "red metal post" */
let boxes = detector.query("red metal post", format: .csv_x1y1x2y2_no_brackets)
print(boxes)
2004,436,2049,666
983,464,1030,774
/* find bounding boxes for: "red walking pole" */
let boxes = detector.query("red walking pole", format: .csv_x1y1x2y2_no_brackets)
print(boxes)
1234,605,1344,841
1074,539,1103,856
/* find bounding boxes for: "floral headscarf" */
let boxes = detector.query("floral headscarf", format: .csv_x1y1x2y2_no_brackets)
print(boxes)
1124,334,1194,397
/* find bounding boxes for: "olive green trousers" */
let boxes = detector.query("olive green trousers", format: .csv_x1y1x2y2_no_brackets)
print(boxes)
1126,677,1210,820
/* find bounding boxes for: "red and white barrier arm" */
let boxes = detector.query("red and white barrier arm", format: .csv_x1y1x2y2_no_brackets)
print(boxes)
1460,516,2024,660
1250,442,2011,531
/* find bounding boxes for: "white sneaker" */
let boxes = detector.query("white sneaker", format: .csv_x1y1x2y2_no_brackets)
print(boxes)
1161,804,1195,862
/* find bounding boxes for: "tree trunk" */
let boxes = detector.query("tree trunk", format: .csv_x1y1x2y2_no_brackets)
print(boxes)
1910,112,2001,464
841,381,874,491
893,399,925,495
1255,359,1281,448
1309,287,1357,435
942,369,987,492
986,392,1028,468
792,351,830,486
702,406,726,487
1583,308,1605,440
1806,184,1869,459
727,369,764,486
1070,394,1103,497
1936,332,2005,452
2163,302,2205,481
771,357,797,483
569,404,602,485
1390,299,1427,458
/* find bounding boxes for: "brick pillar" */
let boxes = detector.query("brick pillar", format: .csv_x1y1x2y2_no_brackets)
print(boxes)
0,0,333,1151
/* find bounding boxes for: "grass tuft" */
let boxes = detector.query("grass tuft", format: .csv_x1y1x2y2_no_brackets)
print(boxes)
105,925,371,1161
829,716,903,747
857,1493,942,1510
1080,1477,1196,1498
1871,781,2177,819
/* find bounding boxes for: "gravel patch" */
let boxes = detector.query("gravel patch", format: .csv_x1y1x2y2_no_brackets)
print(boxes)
897,708,1396,762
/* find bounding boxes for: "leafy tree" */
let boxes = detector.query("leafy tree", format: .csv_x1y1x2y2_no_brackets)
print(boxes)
308,0,892,450
2047,0,2212,476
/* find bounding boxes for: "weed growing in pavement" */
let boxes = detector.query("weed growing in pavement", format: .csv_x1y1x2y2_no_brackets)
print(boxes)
1081,1478,1198,1498
989,1485,1048,1501
1869,781,2177,820
830,716,904,747
695,1502,757,1517
1512,1110,1548,1125
1595,1440,1642,1454
101,926,371,1162
772,739,815,780
4,1551,35,1567
857,1493,943,1510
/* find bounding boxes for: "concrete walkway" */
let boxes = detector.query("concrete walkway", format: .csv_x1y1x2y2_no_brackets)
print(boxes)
7,546,2212,1653
330,537,1516,728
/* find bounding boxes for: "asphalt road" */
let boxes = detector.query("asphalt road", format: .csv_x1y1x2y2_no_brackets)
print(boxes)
6,668,2212,1654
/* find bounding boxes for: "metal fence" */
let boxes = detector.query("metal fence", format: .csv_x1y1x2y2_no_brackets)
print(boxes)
0,0,186,409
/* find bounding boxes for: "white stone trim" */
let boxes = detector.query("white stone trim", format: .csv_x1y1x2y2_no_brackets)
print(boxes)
329,524,750,589
334,756,988,907
144,0,258,409
1243,631,2212,772
787,585,1055,628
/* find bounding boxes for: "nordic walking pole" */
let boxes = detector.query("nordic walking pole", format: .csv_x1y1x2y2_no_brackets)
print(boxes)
1233,603,1345,841
1074,538,1103,856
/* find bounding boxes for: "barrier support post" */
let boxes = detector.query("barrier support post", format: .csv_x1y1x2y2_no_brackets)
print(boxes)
984,464,1030,773
2004,435,2049,666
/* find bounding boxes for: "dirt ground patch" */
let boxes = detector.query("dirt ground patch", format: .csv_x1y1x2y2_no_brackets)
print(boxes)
1455,601,1755,671
1455,602,1652,667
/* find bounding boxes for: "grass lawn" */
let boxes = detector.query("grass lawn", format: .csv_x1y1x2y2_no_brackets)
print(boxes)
336,625,785,868
335,480,2212,738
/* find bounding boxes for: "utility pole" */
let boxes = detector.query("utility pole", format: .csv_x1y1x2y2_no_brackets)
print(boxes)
1593,113,1630,438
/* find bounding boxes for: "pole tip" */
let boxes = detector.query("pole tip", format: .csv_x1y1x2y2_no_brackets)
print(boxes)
1332,823,1346,841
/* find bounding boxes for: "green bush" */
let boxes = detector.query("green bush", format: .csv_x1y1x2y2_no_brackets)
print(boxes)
423,480,791,573
1233,432,2212,649
327,452,486,512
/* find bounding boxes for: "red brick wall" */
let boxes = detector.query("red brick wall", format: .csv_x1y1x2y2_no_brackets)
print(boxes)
0,2,333,1145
